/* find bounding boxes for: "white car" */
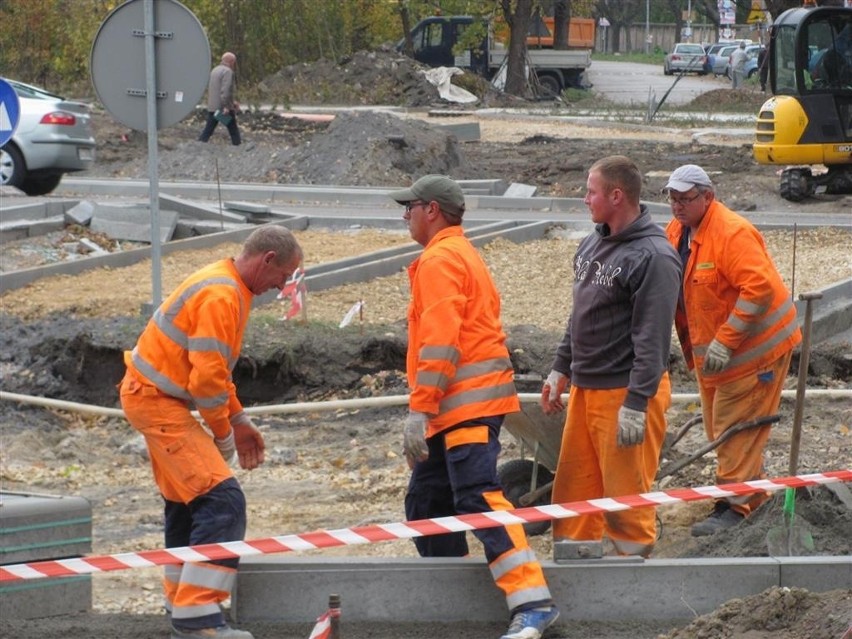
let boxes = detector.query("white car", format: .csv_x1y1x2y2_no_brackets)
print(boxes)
0,79,96,196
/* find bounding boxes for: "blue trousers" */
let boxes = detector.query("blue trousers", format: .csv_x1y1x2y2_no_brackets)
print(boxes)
404,417,515,562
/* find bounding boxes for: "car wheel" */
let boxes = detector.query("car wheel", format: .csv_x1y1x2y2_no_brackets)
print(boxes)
0,144,26,189
664,64,672,76
20,173,63,196
497,458,554,537
748,68,757,78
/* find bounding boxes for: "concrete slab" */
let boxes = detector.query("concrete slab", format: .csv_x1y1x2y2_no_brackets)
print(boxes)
65,200,95,226
159,193,248,224
90,204,179,243
437,121,481,142
504,183,538,198
225,201,271,214
234,556,851,624
0,215,65,241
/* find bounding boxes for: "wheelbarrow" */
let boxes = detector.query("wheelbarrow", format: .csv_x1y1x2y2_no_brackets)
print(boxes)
498,397,781,537
498,401,565,536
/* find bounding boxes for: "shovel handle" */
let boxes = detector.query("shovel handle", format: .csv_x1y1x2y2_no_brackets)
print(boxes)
657,414,781,479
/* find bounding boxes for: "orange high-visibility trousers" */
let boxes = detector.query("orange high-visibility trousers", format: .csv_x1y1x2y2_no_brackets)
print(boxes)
551,374,671,557
696,350,792,516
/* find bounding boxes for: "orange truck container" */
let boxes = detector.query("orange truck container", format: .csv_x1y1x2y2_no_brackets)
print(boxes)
527,17,596,48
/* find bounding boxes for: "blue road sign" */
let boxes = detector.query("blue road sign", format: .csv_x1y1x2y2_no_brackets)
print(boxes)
0,78,22,147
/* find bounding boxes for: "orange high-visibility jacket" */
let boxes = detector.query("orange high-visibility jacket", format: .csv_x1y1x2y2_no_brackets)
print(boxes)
124,258,251,438
665,200,801,387
407,226,519,436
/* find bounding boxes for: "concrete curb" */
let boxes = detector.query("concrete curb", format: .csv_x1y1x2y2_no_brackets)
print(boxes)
233,555,851,624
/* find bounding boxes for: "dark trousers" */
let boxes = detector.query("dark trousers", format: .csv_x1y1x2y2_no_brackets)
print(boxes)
404,417,515,562
198,110,241,145
164,476,247,570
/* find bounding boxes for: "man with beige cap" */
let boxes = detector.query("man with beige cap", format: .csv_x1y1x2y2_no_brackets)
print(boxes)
663,164,801,536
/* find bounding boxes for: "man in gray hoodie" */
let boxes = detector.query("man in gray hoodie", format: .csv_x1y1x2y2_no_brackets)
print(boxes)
540,155,681,557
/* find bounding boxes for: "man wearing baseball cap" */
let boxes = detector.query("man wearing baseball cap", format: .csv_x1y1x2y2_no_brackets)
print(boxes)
389,175,559,639
663,164,801,536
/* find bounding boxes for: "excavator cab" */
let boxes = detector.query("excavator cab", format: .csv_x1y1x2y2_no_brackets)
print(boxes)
753,6,852,201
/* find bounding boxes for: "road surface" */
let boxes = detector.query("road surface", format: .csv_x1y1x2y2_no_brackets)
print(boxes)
587,59,730,106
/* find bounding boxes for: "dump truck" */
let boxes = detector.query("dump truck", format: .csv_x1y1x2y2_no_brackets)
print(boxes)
403,15,593,95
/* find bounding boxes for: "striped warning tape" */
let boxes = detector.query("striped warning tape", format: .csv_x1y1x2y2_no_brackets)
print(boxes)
1,470,848,583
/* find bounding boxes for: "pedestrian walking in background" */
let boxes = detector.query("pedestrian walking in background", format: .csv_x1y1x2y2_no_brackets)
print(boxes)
120,225,303,639
540,156,681,558
199,51,242,145
757,46,769,92
662,164,801,537
390,175,559,639
730,42,748,89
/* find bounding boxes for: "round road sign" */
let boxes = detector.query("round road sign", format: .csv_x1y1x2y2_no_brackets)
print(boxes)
90,0,210,132
0,78,21,147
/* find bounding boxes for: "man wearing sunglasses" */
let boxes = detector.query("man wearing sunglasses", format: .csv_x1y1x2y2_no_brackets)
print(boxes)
390,175,559,639
663,164,801,537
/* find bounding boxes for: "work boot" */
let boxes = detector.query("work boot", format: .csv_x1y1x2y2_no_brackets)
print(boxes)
500,606,559,639
171,624,253,639
690,501,744,537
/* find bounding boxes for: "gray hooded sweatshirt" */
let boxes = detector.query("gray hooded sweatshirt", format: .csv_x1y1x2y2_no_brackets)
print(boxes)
551,205,681,412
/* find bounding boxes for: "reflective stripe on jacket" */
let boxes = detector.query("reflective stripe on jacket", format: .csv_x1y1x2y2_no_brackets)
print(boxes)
407,226,519,436
665,200,801,386
124,258,251,438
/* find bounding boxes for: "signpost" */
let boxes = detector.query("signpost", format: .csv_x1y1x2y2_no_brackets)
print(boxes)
0,78,21,147
90,0,209,310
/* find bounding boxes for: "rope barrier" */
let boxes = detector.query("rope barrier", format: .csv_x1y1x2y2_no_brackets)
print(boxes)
1,470,848,584
2,388,850,420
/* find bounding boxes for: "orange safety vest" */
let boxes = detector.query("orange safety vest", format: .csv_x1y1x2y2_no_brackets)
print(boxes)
665,200,801,386
407,226,519,436
124,258,251,438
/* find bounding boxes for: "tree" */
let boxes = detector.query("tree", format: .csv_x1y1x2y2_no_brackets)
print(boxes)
501,0,535,96
553,0,570,50
595,0,642,54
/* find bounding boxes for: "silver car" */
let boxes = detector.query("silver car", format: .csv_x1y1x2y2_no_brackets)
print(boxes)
0,79,96,196
663,43,708,76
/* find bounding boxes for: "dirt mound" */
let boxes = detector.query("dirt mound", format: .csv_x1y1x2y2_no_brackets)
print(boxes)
686,87,768,112
659,586,852,639
256,47,457,108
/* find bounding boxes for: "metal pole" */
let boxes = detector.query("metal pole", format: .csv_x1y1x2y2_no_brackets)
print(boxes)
645,0,650,54
144,0,162,310
789,292,822,475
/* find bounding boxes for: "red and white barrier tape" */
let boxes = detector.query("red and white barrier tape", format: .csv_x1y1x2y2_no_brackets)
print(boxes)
2,470,849,583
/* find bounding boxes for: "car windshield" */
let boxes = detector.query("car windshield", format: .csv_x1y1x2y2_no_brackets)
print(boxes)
677,44,704,54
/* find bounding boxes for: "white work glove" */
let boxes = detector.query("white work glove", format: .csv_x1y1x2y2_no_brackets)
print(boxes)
214,429,237,463
617,406,646,448
703,339,733,374
403,410,430,468
543,369,568,403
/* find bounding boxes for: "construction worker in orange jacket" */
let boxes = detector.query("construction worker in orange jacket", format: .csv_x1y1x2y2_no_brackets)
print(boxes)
119,225,302,639
541,156,682,558
663,164,802,537
389,175,559,639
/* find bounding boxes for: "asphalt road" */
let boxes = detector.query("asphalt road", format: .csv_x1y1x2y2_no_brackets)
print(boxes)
587,59,730,106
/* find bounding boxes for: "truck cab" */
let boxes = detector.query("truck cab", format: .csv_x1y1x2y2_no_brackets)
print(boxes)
404,16,488,76
402,15,592,95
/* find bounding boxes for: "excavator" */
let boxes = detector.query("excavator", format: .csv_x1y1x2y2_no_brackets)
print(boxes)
752,4,852,201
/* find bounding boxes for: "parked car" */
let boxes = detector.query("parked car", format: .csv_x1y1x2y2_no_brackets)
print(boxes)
710,44,740,77
724,45,765,80
664,43,708,75
0,79,96,196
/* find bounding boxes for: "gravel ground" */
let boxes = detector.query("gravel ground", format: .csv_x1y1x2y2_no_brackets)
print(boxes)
2,52,851,639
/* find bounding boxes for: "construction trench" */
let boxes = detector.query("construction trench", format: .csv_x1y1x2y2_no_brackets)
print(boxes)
1,180,850,631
